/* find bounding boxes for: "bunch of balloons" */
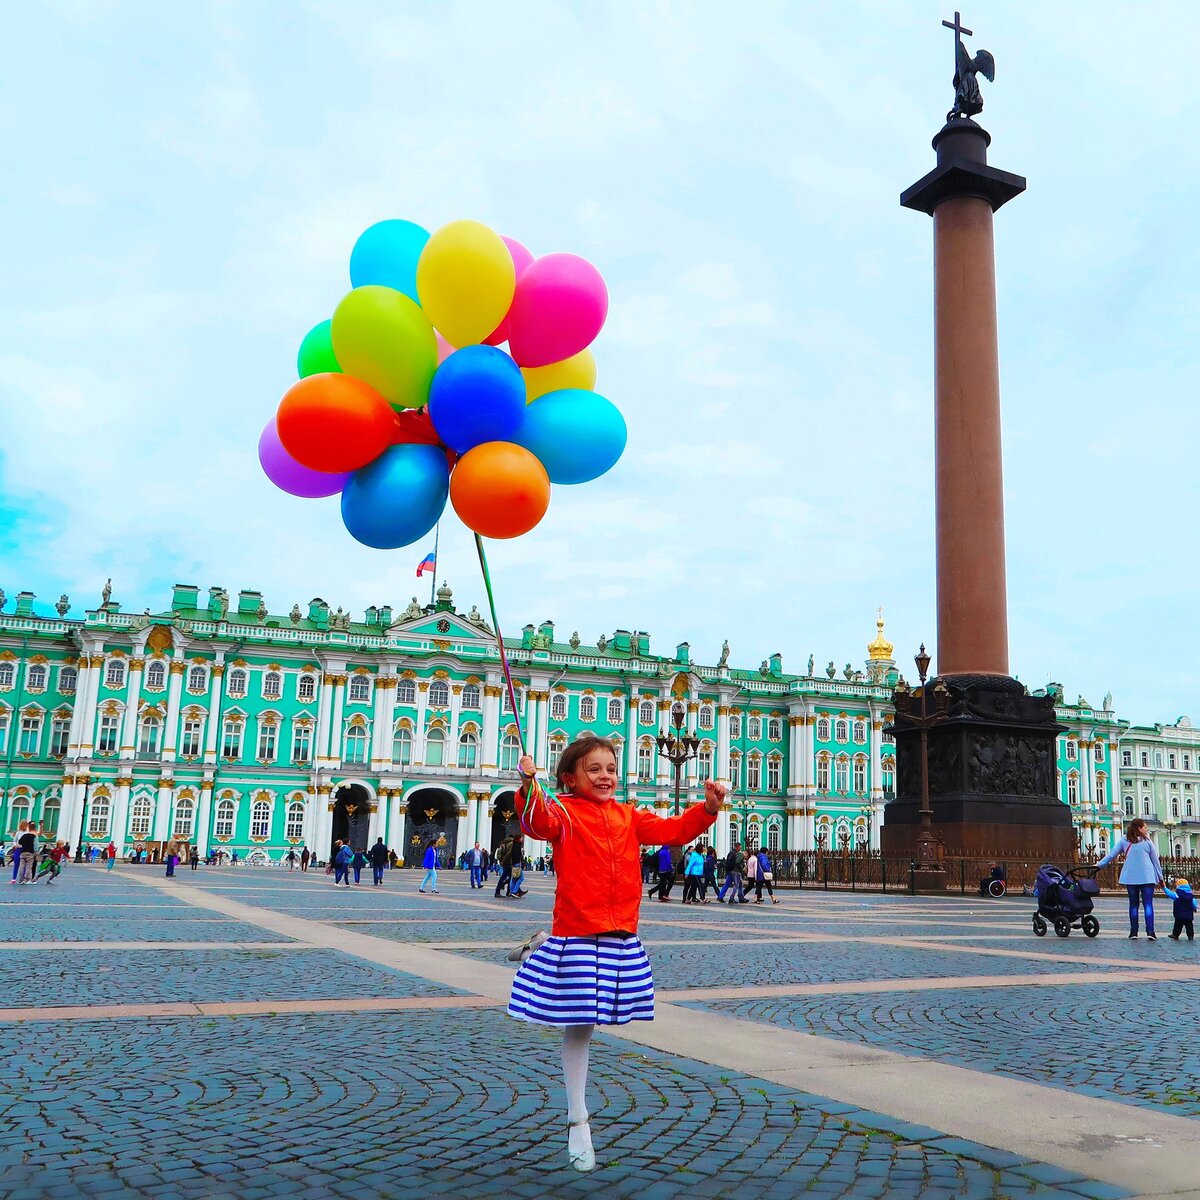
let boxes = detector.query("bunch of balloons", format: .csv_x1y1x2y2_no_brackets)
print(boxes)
258,219,627,549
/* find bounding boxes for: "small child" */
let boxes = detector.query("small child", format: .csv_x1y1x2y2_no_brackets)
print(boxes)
509,735,727,1172
1164,878,1196,941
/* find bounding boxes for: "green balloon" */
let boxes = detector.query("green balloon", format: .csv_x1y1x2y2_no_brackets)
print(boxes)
297,320,341,378
331,286,437,410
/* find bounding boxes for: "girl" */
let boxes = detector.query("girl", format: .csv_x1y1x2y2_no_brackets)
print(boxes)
509,735,726,1172
1095,818,1164,939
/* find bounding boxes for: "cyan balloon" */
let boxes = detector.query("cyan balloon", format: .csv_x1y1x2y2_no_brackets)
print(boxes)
297,320,340,378
340,443,449,550
349,220,430,301
428,345,526,454
514,388,627,484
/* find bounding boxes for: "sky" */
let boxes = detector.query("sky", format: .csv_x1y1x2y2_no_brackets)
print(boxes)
1,1,1197,724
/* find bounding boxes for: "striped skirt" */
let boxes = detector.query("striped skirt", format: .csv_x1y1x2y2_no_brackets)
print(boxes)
508,934,655,1026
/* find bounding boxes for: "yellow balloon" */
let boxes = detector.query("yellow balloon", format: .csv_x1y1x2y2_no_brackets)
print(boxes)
416,220,515,348
521,349,597,403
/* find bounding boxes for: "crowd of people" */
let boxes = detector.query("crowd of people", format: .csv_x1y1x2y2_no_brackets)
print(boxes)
643,841,780,905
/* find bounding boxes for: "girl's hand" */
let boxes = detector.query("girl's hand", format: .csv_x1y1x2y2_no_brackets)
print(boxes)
703,780,729,814
518,755,537,781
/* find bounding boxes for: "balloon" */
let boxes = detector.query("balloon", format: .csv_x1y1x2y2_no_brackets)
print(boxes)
349,219,430,300
258,419,350,498
297,320,340,378
276,373,397,473
514,388,627,484
521,349,596,403
450,441,550,539
506,253,608,368
416,220,515,348
483,236,535,345
436,333,455,364
331,286,437,410
429,345,526,454
392,407,441,447
341,444,450,550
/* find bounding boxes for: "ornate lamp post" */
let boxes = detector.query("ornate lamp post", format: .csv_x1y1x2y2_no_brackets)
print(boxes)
910,644,946,885
656,701,701,817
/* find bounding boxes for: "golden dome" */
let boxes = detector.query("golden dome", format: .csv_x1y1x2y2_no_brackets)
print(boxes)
867,607,894,661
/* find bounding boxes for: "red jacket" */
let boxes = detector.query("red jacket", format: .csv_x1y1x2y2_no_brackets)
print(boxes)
516,787,716,937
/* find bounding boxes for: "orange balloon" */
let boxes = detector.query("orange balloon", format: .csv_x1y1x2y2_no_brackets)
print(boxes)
450,441,550,539
276,373,397,473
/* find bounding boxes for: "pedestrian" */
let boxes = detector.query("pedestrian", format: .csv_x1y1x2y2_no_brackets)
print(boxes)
647,844,675,902
1165,878,1196,941
104,841,117,872
419,839,439,893
701,846,718,901
351,846,368,885
681,845,704,904
467,842,484,888
641,849,655,885
43,842,68,884
508,736,726,1172
189,847,199,871
300,847,310,872
164,849,177,878
369,837,389,886
744,844,760,899
285,848,297,872
755,847,779,904
331,840,352,886
718,843,748,904
493,837,515,898
1095,818,1164,940
10,821,28,884
480,846,491,880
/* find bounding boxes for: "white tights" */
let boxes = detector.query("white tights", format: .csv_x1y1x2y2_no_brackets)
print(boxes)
563,1024,595,1163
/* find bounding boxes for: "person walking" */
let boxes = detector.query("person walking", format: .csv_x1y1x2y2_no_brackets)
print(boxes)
419,840,439,894
43,842,68,884
369,837,388,886
467,842,484,889
1164,879,1197,941
647,844,676,902
701,846,718,902
1095,818,1165,939
285,848,297,872
189,847,199,871
350,846,368,886
331,840,352,887
164,848,177,878
755,847,780,904
493,837,515,898
744,844,760,900
300,847,310,872
718,843,748,904
681,845,704,904
508,834,529,898
104,842,117,872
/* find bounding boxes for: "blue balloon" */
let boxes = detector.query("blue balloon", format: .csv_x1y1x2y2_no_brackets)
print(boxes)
340,444,449,550
428,345,526,455
513,388,627,484
349,220,430,301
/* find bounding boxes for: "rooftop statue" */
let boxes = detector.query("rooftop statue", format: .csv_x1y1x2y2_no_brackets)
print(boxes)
943,12,994,120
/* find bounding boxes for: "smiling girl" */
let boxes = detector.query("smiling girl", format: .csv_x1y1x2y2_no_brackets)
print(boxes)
508,734,727,1172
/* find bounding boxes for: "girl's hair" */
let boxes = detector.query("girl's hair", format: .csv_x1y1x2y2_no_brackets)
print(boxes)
1126,819,1148,842
555,735,619,792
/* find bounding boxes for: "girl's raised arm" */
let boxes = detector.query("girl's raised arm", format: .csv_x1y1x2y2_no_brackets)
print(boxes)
515,755,565,841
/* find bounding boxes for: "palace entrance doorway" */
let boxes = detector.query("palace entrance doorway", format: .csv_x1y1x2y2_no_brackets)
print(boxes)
331,783,372,857
489,789,520,854
402,788,460,867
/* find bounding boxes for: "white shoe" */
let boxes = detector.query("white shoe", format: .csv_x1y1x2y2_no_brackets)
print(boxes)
567,1120,595,1172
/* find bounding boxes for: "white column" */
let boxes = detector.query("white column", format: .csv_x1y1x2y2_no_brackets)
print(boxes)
714,806,731,855
370,677,393,770
328,676,347,766
203,664,225,764
313,787,334,859
716,705,731,784
119,655,146,759
314,672,336,765
67,654,101,757
481,683,501,770
786,805,802,851
533,692,549,771
625,692,638,792
656,699,671,787
152,781,174,842
195,782,213,857
389,789,404,852
869,706,884,806
414,681,430,764
449,684,464,765
111,778,132,854
162,661,186,761
1080,739,1095,806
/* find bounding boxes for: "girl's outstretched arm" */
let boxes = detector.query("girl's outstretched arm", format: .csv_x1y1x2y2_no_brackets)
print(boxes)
633,781,728,845
515,755,565,841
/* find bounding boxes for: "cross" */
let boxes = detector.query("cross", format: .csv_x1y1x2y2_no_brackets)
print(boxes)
942,11,972,48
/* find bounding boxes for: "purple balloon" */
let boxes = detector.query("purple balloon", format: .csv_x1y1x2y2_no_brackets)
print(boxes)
258,419,352,498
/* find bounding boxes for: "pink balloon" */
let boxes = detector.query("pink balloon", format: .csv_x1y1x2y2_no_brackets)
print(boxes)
258,419,351,499
506,253,608,367
436,333,455,364
483,236,535,346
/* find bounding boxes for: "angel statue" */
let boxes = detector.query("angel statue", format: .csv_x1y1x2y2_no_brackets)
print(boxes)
947,15,994,120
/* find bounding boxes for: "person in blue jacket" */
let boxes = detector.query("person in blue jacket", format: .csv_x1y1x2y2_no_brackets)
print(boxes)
419,840,440,894
1095,818,1164,939
331,840,353,886
1164,878,1196,941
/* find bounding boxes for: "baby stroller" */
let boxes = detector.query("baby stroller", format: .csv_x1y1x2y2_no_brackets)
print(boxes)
1032,864,1100,938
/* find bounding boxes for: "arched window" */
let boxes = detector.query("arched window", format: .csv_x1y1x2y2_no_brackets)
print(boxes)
6,793,29,833
852,720,866,742
214,797,236,838
145,661,166,690
27,664,48,691
503,685,523,713
251,799,271,839
816,717,831,741
173,797,195,838
462,684,481,709
458,730,478,769
834,719,848,743
639,700,654,726
187,665,208,692
297,673,316,702
835,756,850,792
767,820,781,851
699,745,713,782
748,717,762,740
747,755,761,791
344,724,368,764
1067,773,1079,805
853,757,867,793
607,698,623,724
767,717,782,741
551,693,568,720
41,797,61,836
579,695,596,722
1171,797,1180,818
105,659,126,689
1095,743,1105,763
130,796,152,839
882,761,895,799
1142,796,1152,816
745,819,760,851
263,671,283,700
87,794,111,837
1096,775,1107,806
392,726,413,765
59,666,77,693
397,678,416,704
549,735,567,775
767,756,781,791
285,800,305,841
500,733,520,772
429,679,449,707
637,741,654,781
699,704,714,731
227,668,248,698
348,674,371,702
0,662,13,689
730,715,742,739
425,727,445,767
138,716,162,756
1124,795,1134,816
1065,740,1078,761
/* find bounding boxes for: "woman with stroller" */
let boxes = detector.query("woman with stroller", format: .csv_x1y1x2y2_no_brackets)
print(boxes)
1095,818,1165,940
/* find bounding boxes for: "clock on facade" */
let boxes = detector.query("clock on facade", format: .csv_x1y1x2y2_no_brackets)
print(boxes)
436,619,451,633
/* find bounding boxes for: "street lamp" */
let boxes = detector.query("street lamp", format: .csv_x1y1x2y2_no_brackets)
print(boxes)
910,644,946,882
655,701,701,816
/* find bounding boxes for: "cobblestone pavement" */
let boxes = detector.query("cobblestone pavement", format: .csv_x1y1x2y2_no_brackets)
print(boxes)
5,865,1194,1198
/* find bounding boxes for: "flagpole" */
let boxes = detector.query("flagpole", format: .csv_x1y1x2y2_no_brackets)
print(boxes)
429,521,440,608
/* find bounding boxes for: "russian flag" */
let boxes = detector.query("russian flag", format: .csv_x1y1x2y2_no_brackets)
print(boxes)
416,550,436,577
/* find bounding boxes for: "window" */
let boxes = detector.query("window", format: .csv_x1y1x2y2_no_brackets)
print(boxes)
767,757,781,791
747,756,761,791
7,794,31,833
1186,755,1193,771
145,661,166,690
345,724,368,764
392,726,413,765
1067,774,1079,804
0,662,14,688
429,679,449,707
27,664,47,690
637,742,654,781
59,666,77,693
87,794,111,837
730,715,742,739
227,668,248,698
767,821,781,851
18,714,42,755
285,801,305,841
852,720,866,742
1142,797,1151,817
748,717,762,740
1188,798,1195,818
97,714,120,754
579,696,596,722
221,720,242,758
462,684,481,709
257,723,278,762
835,757,849,792
502,684,522,713
551,693,568,721
699,746,713,783
422,726,444,767
817,757,830,791
137,716,161,756
181,718,203,757
41,799,61,836
745,820,760,851
729,755,741,791
251,799,271,839
1095,743,1105,763
1171,797,1180,818
1169,753,1177,770
397,678,416,704
49,718,69,757
291,723,312,763
816,717,830,741
1065,740,1077,761
607,698,623,724
1122,749,1132,767
1156,753,1163,769
1140,752,1149,767
297,673,316,702
853,758,866,793
188,665,208,692
130,797,152,839
214,798,236,838
768,717,782,741
882,762,895,799
1124,796,1134,816
500,733,520,772
699,705,714,731
263,671,283,701
174,798,195,839
348,674,370,702
105,659,126,688
638,700,654,726
458,731,478,769
549,736,567,775
834,719,848,742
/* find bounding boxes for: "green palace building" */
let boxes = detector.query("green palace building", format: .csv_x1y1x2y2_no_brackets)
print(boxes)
0,581,1192,864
